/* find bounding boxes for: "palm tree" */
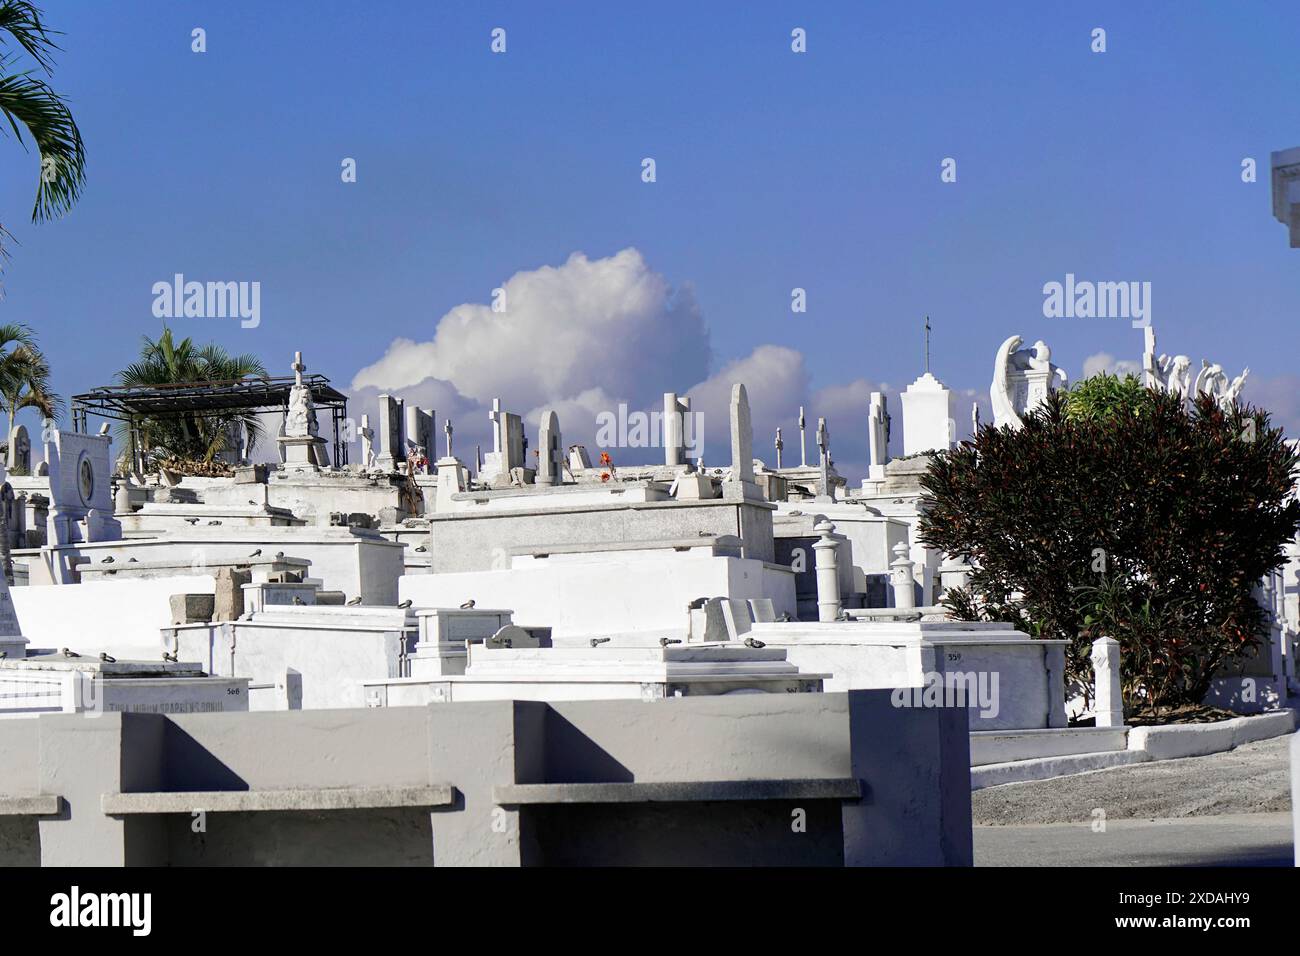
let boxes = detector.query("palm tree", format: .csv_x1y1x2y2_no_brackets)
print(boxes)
116,326,268,471
0,320,55,585
0,320,59,468
0,1,86,270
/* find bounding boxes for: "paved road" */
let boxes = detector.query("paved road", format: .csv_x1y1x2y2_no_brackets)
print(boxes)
976,812,1294,867
974,734,1294,825
973,732,1296,866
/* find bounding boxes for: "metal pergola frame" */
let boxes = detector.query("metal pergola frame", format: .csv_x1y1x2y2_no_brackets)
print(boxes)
71,374,350,468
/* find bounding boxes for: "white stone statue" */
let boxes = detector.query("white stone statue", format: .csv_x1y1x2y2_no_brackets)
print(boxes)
9,425,30,473
284,351,319,439
1144,329,1249,411
1222,368,1250,409
1194,361,1228,402
1144,328,1195,398
1165,355,1192,400
991,335,1068,429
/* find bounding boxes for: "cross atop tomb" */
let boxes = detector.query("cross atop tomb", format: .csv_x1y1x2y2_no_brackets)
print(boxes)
798,406,807,467
292,351,305,388
816,417,831,499
774,426,784,469
488,399,503,454
445,418,454,458
924,316,932,374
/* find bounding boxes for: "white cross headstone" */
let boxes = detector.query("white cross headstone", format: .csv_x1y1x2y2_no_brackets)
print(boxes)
798,406,807,467
488,398,503,454
868,393,888,466
816,417,831,499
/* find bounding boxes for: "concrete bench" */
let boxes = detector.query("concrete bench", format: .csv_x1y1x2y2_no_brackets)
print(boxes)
493,778,862,805
0,794,63,816
101,785,453,815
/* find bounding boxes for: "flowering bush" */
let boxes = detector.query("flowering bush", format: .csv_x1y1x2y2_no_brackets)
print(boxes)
919,380,1300,710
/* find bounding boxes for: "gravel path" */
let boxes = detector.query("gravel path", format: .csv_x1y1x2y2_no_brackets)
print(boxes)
973,733,1295,826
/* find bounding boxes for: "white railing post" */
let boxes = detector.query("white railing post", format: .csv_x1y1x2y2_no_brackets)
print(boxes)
812,519,842,623
890,541,917,610
1091,636,1124,728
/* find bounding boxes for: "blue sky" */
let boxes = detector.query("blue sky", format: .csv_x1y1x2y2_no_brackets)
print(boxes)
1,1,1297,474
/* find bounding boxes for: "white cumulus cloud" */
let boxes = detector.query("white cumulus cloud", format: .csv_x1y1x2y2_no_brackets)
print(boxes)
351,248,709,413
1081,351,1141,379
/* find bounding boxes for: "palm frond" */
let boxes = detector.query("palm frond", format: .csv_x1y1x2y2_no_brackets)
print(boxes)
0,2,60,74
0,65,84,222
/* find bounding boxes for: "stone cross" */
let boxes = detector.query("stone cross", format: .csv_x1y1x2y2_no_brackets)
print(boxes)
479,403,528,486
488,398,503,454
292,351,305,388
774,426,783,470
729,384,754,484
868,393,889,468
798,406,807,467
444,419,454,458
816,417,830,497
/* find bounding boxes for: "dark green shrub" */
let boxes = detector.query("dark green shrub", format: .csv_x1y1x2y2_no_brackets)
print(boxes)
919,380,1300,710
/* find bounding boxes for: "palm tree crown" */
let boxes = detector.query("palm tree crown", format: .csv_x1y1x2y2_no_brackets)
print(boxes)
0,320,58,470
117,326,268,471
0,1,86,267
